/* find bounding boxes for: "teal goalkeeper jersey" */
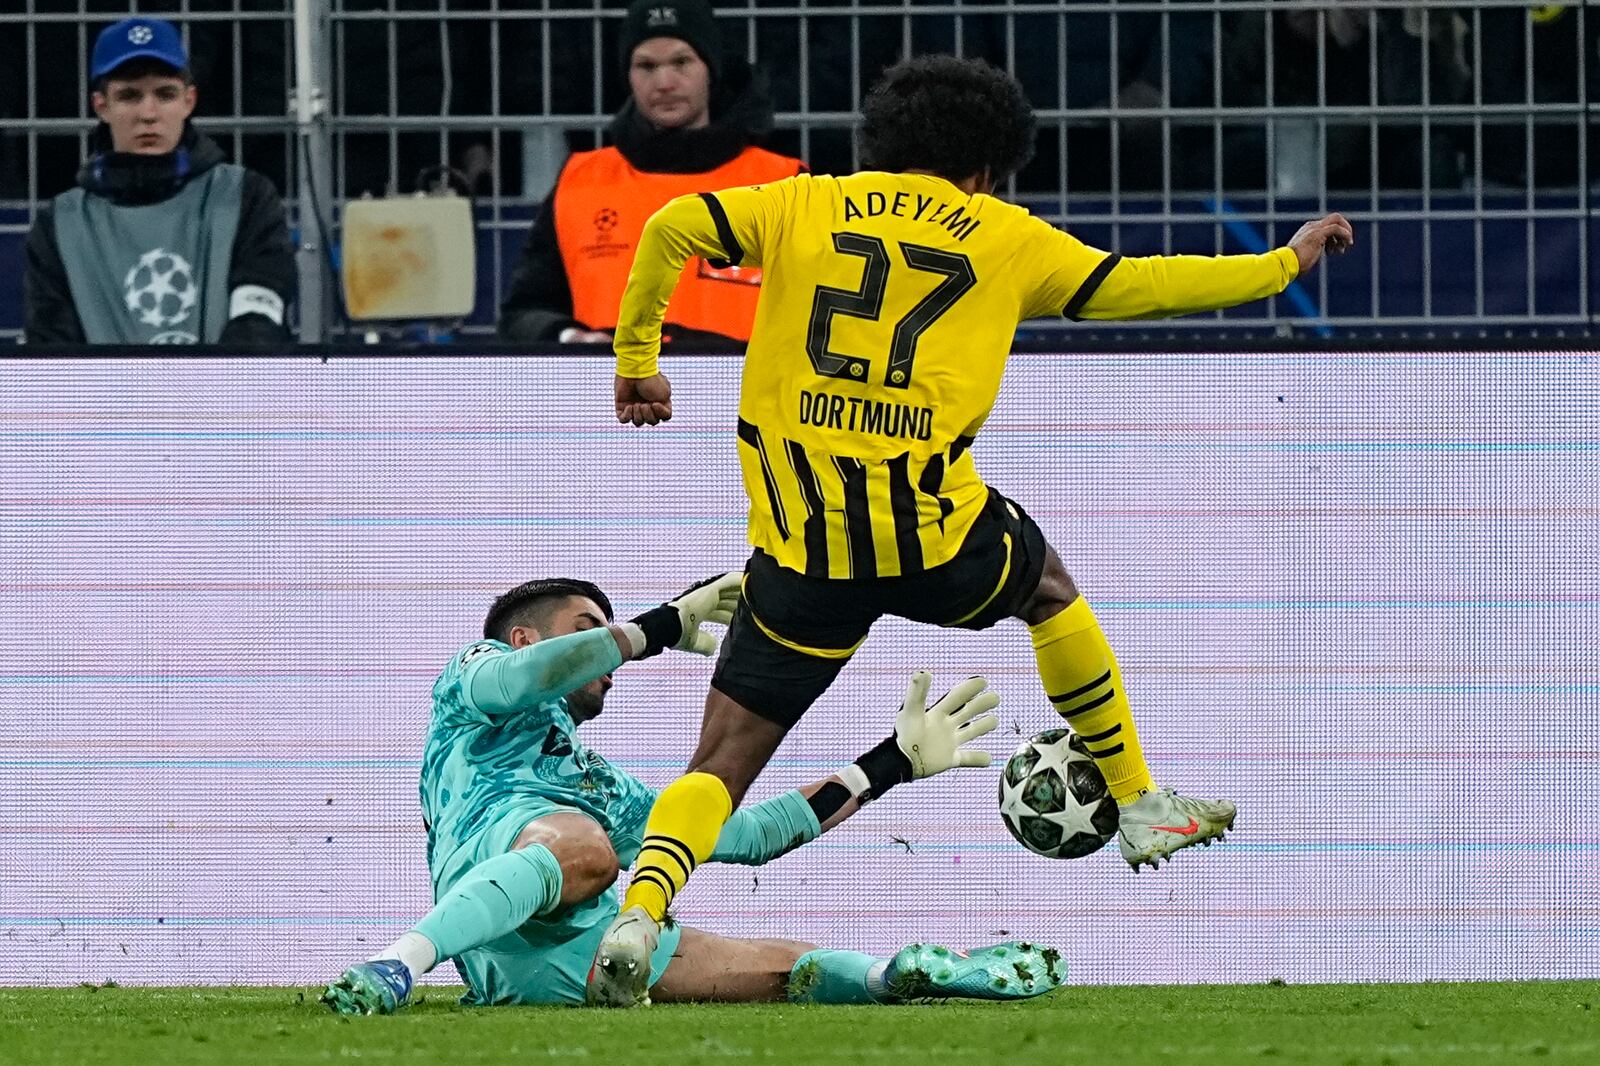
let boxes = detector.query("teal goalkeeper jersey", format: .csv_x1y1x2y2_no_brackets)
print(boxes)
419,629,821,892
420,631,650,881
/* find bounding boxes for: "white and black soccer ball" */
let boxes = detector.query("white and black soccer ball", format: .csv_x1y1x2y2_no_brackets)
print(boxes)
998,729,1120,859
124,248,198,329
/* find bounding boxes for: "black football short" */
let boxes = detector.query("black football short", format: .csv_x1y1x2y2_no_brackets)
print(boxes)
710,489,1049,728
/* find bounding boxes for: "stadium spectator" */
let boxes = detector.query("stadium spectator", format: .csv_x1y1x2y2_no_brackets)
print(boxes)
23,17,293,345
497,0,805,346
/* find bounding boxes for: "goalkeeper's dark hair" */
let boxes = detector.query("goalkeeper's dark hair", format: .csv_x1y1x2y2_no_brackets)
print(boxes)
860,55,1037,186
483,578,614,642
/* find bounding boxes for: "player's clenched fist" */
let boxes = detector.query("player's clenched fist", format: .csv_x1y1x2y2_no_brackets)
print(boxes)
893,671,1000,779
1288,213,1356,276
615,373,673,426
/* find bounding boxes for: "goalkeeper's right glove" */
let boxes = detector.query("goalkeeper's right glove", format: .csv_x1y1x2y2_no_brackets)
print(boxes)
621,572,742,659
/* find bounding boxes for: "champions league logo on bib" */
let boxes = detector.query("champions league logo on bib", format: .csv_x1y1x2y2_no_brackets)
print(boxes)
124,247,199,343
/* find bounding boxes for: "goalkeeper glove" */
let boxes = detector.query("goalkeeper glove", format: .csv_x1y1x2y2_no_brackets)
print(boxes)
843,671,1000,801
622,572,742,659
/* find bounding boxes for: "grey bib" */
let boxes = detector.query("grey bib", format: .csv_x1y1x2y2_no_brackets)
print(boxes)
52,164,245,344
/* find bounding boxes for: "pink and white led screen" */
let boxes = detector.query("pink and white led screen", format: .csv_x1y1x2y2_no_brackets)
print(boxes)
1,351,1595,985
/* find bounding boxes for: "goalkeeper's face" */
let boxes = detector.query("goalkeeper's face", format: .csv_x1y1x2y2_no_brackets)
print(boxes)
509,594,614,724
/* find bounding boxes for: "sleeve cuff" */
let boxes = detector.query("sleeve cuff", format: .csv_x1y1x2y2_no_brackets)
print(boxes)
615,352,661,378
1275,245,1300,283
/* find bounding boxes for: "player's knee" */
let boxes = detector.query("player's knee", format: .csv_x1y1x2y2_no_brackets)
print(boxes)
1017,548,1080,626
513,813,620,903
563,837,621,900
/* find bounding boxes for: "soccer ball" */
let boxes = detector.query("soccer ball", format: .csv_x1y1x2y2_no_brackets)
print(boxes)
998,729,1120,859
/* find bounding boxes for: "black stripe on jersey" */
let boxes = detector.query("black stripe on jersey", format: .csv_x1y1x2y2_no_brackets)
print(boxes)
832,456,876,579
786,439,831,577
1061,253,1124,321
917,453,955,533
887,452,924,574
950,433,976,465
737,418,790,541
698,192,745,267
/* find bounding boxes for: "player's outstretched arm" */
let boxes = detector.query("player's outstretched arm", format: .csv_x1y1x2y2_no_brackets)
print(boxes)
462,629,629,718
707,672,1000,866
1070,212,1355,321
463,575,741,717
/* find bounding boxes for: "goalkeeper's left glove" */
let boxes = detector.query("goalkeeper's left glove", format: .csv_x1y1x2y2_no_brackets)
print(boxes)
892,672,1000,778
620,572,742,659
840,671,1000,802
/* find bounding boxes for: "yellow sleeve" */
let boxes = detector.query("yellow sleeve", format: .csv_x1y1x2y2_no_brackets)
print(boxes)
1017,220,1300,322
1075,246,1300,321
613,183,788,378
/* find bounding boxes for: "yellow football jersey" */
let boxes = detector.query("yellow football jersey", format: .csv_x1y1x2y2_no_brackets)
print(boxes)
616,172,1298,579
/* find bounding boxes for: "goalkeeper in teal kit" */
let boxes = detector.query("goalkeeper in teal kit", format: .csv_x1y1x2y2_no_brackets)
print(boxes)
323,574,1064,1012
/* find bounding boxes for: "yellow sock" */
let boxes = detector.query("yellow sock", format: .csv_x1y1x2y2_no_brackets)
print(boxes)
1029,597,1156,804
622,771,733,921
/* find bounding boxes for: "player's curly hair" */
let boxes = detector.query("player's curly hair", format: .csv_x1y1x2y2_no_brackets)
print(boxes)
483,578,614,642
860,55,1037,185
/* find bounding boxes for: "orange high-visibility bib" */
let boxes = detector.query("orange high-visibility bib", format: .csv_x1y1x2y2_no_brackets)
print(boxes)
552,145,803,340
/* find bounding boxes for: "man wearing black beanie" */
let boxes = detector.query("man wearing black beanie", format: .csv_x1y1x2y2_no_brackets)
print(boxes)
498,0,805,347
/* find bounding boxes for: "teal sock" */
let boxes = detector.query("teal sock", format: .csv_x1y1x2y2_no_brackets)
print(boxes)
412,844,564,960
787,949,889,1005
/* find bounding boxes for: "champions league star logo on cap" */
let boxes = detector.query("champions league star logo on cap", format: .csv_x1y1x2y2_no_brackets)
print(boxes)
91,17,190,81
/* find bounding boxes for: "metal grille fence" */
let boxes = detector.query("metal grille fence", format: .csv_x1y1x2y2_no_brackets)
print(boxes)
1,2,1595,340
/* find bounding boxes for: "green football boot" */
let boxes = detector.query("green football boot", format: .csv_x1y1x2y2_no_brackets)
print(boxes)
882,941,1066,1002
320,959,414,1016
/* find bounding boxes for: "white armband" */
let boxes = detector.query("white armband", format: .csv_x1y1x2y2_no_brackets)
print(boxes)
229,284,285,325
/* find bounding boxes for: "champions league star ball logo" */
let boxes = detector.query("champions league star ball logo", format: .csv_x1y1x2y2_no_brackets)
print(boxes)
128,24,155,46
124,248,198,341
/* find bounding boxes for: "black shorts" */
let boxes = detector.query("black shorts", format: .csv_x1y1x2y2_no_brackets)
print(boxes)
710,489,1050,728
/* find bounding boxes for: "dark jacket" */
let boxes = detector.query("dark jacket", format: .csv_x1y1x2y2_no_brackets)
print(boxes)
24,124,295,345
498,58,791,344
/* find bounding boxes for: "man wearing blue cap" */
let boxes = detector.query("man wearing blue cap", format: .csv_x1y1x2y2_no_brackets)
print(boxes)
23,17,294,345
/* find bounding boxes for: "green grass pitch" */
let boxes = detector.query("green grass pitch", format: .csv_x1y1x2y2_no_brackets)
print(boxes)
2,982,1596,1065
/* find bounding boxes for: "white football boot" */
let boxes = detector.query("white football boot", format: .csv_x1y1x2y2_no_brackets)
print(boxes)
1117,788,1236,871
585,905,660,1007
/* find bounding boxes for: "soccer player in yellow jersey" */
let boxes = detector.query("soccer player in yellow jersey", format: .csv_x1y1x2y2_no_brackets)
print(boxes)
589,55,1354,1006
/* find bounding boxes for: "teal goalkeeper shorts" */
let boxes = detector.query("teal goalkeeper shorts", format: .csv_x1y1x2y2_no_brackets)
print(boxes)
432,800,683,1007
